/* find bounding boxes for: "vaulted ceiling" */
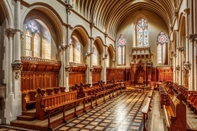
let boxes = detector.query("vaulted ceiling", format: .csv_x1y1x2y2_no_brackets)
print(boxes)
73,0,179,36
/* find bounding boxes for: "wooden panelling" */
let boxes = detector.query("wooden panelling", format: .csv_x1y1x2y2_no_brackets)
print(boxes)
69,73,85,86
92,66,102,83
69,62,87,86
157,67,173,82
106,68,130,81
21,57,61,92
92,73,100,83
21,72,58,91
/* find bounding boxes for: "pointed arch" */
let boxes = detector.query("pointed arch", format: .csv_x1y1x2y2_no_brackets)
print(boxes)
70,25,90,63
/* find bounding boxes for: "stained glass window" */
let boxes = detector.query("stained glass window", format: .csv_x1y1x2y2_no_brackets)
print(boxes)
136,18,148,47
26,21,39,33
117,34,126,65
158,32,168,43
157,32,168,64
25,20,51,59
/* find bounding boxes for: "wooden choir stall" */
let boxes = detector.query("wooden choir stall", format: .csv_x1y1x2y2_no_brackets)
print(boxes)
68,62,87,86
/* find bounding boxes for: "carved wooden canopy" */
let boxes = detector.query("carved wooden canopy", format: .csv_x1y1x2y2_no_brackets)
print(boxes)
21,56,61,72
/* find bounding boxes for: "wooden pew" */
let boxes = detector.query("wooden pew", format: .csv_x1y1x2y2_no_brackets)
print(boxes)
162,93,186,131
141,97,151,131
22,87,66,111
36,88,78,120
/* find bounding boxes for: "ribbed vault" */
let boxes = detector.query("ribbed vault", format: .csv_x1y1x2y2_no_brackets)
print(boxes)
72,0,177,37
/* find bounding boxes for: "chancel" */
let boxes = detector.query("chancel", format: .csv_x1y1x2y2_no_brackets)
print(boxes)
0,0,197,131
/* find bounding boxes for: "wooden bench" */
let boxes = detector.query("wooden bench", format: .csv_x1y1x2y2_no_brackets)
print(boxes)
22,87,66,111
163,93,186,131
36,88,77,120
141,97,151,131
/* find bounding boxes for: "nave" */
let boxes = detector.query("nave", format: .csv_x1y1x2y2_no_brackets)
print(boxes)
0,88,165,131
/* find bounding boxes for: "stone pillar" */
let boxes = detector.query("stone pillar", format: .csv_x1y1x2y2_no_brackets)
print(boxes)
102,33,108,83
88,22,94,85
4,28,17,124
63,3,73,91
173,53,176,83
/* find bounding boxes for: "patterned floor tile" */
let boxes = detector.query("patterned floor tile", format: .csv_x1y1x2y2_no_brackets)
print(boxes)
59,126,70,130
94,126,105,130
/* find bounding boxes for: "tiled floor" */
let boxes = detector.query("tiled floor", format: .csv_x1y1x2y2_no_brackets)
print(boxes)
56,91,146,131
0,91,147,131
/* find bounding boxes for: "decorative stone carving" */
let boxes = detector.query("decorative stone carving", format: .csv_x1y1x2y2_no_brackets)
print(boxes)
5,28,16,38
12,62,23,79
189,34,197,40
183,61,191,71
176,65,180,71
59,44,69,51
177,47,184,51
90,66,94,72
65,65,71,72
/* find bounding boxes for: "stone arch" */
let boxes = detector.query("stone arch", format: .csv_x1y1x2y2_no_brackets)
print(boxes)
93,36,104,55
70,25,90,63
21,3,64,48
21,5,64,60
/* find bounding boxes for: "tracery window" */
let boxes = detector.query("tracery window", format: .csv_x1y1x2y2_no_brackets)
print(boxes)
157,32,168,64
25,20,51,59
117,34,126,65
135,18,148,47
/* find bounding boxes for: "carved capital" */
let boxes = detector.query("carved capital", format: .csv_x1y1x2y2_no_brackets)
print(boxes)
175,8,178,17
59,44,69,51
12,62,23,79
176,65,180,71
66,4,72,14
5,28,16,38
65,65,71,72
183,61,191,71
188,34,197,40
183,8,190,15
90,66,94,72
90,22,95,29
177,47,184,51
85,52,93,57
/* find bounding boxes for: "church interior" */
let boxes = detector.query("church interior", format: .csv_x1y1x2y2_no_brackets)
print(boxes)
0,0,197,131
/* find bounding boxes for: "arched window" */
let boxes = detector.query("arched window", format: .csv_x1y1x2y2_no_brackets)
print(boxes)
74,41,81,63
157,32,168,64
25,20,51,59
92,46,98,65
117,34,126,65
135,18,148,47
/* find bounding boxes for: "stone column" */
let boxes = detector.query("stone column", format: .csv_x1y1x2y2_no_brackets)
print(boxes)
88,22,94,85
102,33,108,83
64,4,73,91
4,28,16,123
